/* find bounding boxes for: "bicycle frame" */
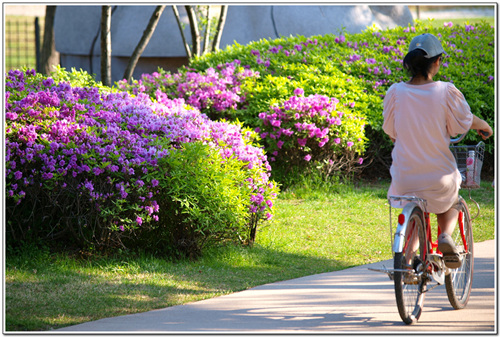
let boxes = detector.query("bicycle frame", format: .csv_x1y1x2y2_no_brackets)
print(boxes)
386,195,469,282
369,195,473,313
390,195,468,252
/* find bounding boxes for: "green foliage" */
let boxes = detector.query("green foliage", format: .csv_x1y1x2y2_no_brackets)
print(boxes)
137,142,253,258
50,65,116,92
190,20,495,169
257,92,366,179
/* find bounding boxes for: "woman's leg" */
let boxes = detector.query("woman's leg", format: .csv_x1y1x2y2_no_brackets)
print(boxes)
437,207,459,235
437,207,461,268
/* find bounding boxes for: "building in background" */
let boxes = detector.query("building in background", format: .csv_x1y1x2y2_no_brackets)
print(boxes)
5,4,494,81
52,5,413,83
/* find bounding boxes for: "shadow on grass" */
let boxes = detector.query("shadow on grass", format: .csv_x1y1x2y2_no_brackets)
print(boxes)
5,245,351,331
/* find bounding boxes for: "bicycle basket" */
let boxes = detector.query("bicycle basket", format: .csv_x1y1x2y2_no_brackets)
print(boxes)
450,141,485,189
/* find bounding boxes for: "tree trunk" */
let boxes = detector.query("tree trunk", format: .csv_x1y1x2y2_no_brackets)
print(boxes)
123,5,166,82
202,6,211,55
211,5,228,52
185,5,200,56
39,5,60,75
172,5,192,59
100,6,112,86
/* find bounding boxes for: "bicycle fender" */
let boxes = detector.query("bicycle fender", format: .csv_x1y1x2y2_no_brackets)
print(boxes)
392,202,420,253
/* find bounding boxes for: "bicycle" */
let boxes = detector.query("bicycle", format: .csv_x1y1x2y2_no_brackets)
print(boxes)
370,131,487,325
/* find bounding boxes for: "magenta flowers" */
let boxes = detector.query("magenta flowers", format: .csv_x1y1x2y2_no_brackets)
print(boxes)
257,91,365,175
5,68,277,251
117,60,259,120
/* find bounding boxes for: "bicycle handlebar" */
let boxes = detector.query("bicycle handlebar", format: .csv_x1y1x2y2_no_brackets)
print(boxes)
450,133,467,144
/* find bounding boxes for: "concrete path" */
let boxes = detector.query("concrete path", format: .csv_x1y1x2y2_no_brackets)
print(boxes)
58,240,496,333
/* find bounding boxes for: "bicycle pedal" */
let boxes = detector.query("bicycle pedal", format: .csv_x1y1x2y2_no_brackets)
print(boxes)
402,268,420,285
404,274,419,285
443,254,462,269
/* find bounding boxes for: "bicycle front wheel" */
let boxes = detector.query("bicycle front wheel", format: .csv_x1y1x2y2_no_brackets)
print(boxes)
394,207,427,325
445,198,474,309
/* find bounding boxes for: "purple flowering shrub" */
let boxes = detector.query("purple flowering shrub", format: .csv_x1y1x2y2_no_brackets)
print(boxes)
117,61,259,122
5,68,277,254
257,89,366,176
120,61,366,178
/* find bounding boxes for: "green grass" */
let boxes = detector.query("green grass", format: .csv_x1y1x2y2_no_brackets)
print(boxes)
5,179,495,331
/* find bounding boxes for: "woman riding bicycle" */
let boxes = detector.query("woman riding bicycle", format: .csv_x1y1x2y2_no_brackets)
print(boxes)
382,33,492,268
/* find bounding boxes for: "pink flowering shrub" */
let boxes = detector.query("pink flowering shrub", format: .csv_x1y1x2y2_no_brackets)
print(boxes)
5,68,277,255
117,61,259,121
257,90,366,176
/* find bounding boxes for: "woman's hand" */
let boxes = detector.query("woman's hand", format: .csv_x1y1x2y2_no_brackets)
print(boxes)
477,128,493,140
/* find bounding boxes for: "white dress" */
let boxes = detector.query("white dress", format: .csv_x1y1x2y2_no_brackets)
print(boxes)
382,81,473,214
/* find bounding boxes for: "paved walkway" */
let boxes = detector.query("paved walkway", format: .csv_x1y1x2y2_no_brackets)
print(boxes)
58,240,496,333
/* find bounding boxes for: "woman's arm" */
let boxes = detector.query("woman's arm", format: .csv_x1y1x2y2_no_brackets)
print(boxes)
471,115,493,140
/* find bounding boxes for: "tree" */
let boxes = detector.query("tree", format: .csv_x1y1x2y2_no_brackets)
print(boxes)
123,5,166,82
172,5,192,58
172,5,229,58
122,5,229,82
203,6,211,55
185,5,201,57
211,6,228,52
39,5,60,75
101,6,112,86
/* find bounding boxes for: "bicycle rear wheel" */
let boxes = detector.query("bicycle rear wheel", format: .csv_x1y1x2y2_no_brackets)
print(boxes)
445,198,474,309
394,207,427,325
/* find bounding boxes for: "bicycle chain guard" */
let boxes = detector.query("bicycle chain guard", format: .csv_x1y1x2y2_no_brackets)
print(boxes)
427,254,445,285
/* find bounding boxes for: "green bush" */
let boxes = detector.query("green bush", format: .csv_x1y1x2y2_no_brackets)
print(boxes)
121,58,368,181
189,20,495,173
129,142,251,258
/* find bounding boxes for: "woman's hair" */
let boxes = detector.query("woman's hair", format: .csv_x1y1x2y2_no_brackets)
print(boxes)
403,49,441,79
